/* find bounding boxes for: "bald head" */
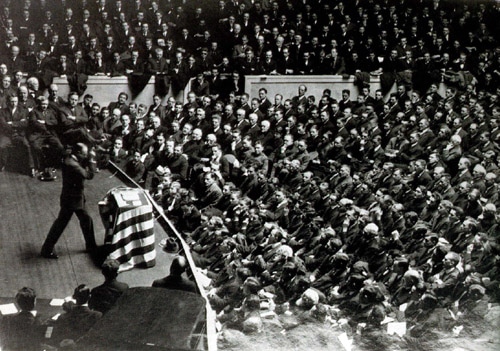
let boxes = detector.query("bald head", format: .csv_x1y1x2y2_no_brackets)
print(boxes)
170,256,188,276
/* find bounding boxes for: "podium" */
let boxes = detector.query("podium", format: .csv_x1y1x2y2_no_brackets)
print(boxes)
99,187,156,272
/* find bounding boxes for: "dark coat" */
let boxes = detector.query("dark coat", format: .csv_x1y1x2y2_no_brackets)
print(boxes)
60,154,96,210
53,305,102,342
89,279,129,314
152,275,197,293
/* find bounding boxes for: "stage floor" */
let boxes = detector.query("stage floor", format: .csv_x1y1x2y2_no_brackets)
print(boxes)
0,168,174,300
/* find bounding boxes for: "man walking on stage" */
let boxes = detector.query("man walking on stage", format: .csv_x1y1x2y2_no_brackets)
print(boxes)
41,143,97,259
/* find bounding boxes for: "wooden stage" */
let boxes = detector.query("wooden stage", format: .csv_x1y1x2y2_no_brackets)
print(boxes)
0,168,174,300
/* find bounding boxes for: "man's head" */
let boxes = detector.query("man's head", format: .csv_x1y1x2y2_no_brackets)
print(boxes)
73,143,89,161
73,284,91,305
101,258,120,280
170,256,188,277
16,287,36,311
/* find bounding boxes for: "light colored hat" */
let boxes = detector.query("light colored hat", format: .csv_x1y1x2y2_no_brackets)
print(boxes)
339,198,354,206
364,223,379,235
296,288,319,307
276,244,293,258
242,315,262,334
484,203,497,212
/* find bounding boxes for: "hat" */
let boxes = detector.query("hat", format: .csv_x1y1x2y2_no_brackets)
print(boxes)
445,251,460,264
359,284,385,304
160,237,179,253
352,261,371,276
244,277,262,294
296,288,319,307
328,237,343,249
282,261,297,272
339,198,354,206
155,165,166,177
364,223,379,235
73,284,91,304
469,284,486,297
484,203,497,212
421,293,438,310
405,269,421,280
242,315,262,334
333,252,350,263
276,245,293,258
323,227,336,236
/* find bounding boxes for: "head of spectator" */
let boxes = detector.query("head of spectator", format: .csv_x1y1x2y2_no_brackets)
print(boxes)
101,259,121,281
16,287,36,311
73,284,91,305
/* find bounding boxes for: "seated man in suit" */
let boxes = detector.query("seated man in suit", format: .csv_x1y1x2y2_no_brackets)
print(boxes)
195,171,223,209
53,284,102,344
0,94,34,175
152,255,197,293
28,96,64,178
0,287,44,351
89,259,129,314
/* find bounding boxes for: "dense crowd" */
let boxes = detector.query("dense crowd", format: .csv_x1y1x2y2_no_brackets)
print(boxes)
1,0,500,345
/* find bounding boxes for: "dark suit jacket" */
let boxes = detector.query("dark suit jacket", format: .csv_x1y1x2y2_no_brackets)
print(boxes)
0,311,43,351
163,153,189,180
60,154,96,210
152,274,197,292
54,305,102,342
89,279,129,314
59,104,88,132
107,60,127,76
146,57,169,75
197,182,223,209
0,106,29,137
87,59,107,75
28,108,59,138
108,102,130,116
123,58,145,74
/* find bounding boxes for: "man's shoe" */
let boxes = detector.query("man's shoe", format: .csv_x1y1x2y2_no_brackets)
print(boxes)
85,245,97,253
41,252,59,259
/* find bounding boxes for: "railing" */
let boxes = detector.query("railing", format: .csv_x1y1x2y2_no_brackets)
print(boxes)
108,160,218,351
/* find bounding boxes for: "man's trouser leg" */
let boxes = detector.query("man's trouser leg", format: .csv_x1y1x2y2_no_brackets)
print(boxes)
42,207,74,254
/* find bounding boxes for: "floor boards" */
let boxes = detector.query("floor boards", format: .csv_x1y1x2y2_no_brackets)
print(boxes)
0,169,173,300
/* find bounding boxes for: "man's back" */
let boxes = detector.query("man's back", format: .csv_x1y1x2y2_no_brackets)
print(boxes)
0,311,43,351
152,275,197,293
54,305,102,342
89,279,129,314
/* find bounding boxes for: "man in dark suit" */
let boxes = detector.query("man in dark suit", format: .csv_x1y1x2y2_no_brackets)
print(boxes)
124,50,145,75
0,94,33,174
89,258,129,314
41,143,97,259
106,52,127,77
152,255,197,292
108,92,130,116
0,287,43,351
28,96,64,174
196,171,223,209
53,285,102,343
146,48,170,96
162,142,189,182
58,92,93,146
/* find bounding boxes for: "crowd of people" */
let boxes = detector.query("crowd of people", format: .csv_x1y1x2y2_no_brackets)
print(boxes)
1,0,500,345
0,254,200,350
0,259,129,350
